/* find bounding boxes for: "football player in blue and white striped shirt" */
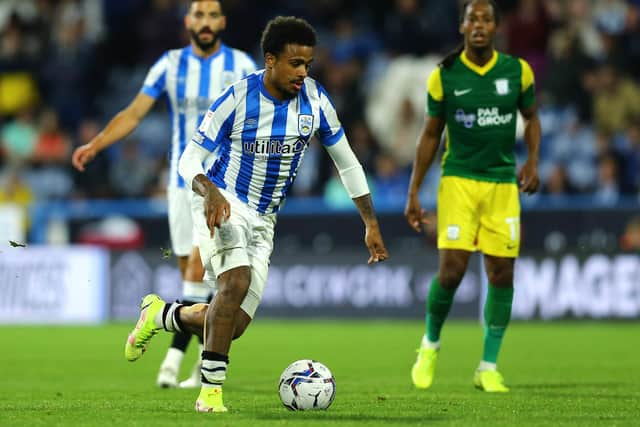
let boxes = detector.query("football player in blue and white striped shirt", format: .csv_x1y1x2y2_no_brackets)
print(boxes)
123,16,389,413
72,0,255,389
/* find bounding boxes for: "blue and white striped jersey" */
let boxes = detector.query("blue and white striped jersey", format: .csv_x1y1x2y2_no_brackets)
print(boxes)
191,71,346,215
141,44,256,188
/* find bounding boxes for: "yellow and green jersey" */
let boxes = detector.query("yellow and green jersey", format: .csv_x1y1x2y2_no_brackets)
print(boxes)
427,50,536,183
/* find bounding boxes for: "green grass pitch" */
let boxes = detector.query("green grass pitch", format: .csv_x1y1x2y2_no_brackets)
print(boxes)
1,320,638,426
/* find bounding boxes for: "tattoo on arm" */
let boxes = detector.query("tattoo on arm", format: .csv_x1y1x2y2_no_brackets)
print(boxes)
353,194,377,226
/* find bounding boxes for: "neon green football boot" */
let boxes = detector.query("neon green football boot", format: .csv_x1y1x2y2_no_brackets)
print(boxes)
124,294,164,362
411,347,438,389
195,387,228,413
473,369,509,392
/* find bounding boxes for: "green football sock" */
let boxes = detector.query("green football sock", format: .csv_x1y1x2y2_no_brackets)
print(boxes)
425,277,457,343
482,284,514,364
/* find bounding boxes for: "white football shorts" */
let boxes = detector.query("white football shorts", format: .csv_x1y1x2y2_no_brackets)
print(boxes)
192,187,276,318
167,186,198,257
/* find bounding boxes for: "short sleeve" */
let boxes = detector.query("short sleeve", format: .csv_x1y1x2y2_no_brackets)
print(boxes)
191,86,236,152
141,53,168,99
316,84,345,147
518,58,536,109
426,67,444,117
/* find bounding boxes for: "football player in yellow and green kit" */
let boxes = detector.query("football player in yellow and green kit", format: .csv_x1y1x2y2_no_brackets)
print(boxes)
405,0,541,392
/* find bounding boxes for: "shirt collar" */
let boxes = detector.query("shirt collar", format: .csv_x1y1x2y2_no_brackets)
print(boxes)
460,50,498,76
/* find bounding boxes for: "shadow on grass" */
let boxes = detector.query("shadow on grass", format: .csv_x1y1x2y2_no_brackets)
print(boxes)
257,413,452,423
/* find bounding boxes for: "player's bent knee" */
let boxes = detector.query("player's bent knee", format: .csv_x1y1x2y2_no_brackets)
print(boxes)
487,271,514,287
218,268,251,300
439,258,468,288
485,258,515,286
438,270,465,289
217,275,251,307
218,286,248,309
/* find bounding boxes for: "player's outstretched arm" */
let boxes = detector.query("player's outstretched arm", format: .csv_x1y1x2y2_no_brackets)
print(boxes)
71,93,155,171
352,194,389,264
405,115,445,232
325,137,388,264
518,105,541,195
316,83,387,262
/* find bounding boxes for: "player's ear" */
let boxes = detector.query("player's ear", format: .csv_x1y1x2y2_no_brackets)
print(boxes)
184,13,190,31
265,52,276,70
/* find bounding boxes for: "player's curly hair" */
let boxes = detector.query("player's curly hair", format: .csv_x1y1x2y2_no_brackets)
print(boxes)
260,16,317,57
440,0,501,69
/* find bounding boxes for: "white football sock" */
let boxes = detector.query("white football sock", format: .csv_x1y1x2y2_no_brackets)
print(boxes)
201,359,227,387
182,281,209,303
155,301,183,332
421,335,440,350
478,361,497,371
161,347,184,369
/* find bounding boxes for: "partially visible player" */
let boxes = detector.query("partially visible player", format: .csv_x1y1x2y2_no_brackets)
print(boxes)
405,0,541,392
124,16,389,413
71,0,256,388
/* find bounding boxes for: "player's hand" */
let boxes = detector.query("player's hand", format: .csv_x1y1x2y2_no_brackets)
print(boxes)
518,160,540,195
71,143,98,171
405,193,430,233
204,187,230,238
364,223,388,264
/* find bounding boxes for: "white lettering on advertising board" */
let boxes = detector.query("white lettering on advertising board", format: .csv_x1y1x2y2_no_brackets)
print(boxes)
0,246,109,324
513,255,640,319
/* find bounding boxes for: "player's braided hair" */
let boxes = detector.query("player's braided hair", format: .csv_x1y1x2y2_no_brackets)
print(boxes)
439,0,501,69
261,16,317,57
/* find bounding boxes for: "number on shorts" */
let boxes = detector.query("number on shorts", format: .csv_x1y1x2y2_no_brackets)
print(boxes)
505,217,519,242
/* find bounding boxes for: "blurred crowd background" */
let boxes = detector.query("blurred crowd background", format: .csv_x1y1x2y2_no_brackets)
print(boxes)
1,0,640,225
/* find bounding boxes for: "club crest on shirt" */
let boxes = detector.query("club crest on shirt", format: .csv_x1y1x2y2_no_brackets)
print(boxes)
298,114,314,137
494,79,510,95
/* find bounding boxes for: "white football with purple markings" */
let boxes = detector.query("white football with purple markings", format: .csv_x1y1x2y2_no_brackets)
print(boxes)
278,359,336,411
